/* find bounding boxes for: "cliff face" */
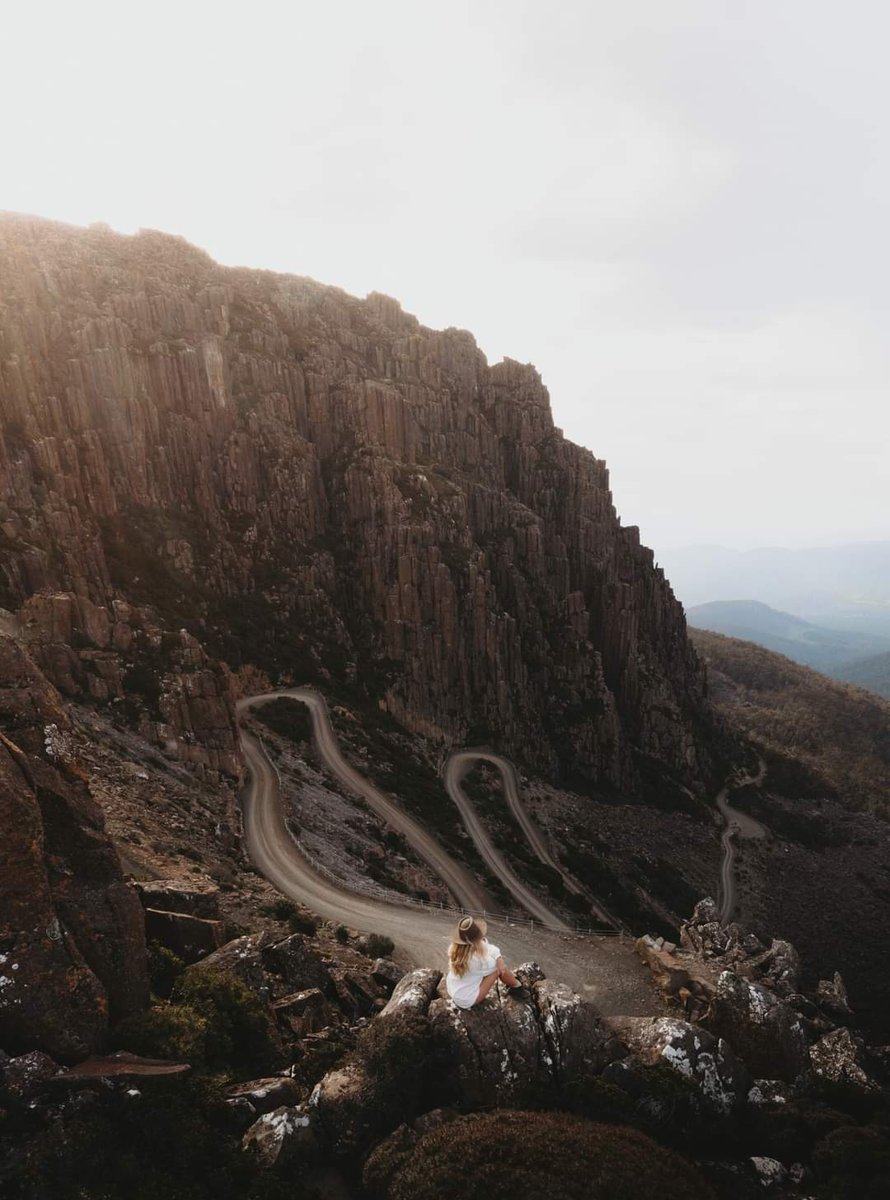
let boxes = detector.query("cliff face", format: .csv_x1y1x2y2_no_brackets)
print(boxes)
0,633,148,1060
0,214,710,795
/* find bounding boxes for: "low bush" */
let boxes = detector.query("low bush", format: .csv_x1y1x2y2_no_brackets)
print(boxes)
364,1109,716,1200
112,1004,210,1065
147,939,186,999
359,932,396,958
172,969,277,1077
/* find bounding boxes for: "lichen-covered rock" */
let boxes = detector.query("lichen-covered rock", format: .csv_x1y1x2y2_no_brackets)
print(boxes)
309,1062,377,1157
605,1015,746,1114
815,973,854,1026
0,1050,61,1102
242,1104,317,1168
810,1027,880,1098
749,1156,788,1189
260,932,330,995
428,985,555,1108
747,1079,795,1107
380,968,441,1018
706,971,809,1082
226,1075,303,1116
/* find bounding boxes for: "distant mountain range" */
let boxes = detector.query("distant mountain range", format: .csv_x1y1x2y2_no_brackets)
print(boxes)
839,650,890,699
662,541,890,640
687,599,890,697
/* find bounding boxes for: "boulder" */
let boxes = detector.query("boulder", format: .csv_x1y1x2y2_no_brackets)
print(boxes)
186,931,276,1000
0,1049,61,1102
815,973,854,1026
273,988,339,1038
48,1051,191,1089
329,968,384,1018
136,879,222,920
749,1156,788,1189
226,1075,303,1115
242,1104,317,1168
605,1015,746,1114
747,1079,795,1106
380,968,441,1018
309,1061,378,1157
371,958,405,992
260,933,330,995
143,908,226,964
810,1027,880,1098
706,970,809,1082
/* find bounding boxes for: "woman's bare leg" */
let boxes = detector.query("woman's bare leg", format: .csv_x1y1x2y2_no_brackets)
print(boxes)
473,970,500,1005
496,957,520,988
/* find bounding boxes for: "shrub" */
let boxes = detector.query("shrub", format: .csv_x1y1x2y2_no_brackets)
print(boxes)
288,909,319,936
812,1124,890,1199
113,1004,209,1063
171,969,277,1076
351,1011,435,1130
359,932,396,958
335,924,350,943
147,939,186,999
364,1110,716,1200
4,1078,297,1200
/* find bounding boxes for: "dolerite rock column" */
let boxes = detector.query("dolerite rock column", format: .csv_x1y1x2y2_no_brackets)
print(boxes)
0,634,148,1059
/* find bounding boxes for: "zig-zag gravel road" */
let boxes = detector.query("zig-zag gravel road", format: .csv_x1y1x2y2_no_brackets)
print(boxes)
717,759,768,924
237,688,659,1014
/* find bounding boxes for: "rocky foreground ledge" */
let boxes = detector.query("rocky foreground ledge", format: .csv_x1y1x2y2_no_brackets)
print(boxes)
239,900,887,1195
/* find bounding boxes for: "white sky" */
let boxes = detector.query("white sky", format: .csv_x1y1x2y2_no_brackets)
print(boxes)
3,0,888,556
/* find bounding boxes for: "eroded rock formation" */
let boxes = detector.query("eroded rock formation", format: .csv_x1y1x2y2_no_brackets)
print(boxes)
0,214,713,796
0,634,148,1059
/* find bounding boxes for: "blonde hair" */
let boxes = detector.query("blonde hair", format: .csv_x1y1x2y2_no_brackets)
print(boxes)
448,916,487,976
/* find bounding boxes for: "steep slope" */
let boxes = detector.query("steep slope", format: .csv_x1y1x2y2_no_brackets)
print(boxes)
0,213,713,798
0,633,148,1059
690,627,890,818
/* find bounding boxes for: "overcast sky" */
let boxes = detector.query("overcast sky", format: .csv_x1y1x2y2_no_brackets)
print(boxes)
3,1,888,557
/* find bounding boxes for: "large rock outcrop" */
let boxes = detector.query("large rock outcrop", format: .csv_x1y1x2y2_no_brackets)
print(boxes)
0,634,148,1059
0,213,713,796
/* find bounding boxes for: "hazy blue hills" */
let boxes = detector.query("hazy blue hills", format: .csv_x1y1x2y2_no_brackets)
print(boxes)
663,541,890,640
839,650,890,699
687,598,890,678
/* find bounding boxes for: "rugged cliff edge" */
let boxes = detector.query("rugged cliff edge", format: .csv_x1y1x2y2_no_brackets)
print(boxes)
0,213,714,797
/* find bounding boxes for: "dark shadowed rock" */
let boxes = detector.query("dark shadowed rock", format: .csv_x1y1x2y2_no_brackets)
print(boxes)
226,1075,303,1115
705,970,809,1082
143,908,226,963
810,1027,880,1098
0,1050,61,1102
261,932,331,995
242,1103,318,1168
0,636,148,1061
136,879,222,920
273,988,340,1038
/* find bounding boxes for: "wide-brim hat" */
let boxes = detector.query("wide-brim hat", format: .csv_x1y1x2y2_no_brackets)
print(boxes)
453,915,487,943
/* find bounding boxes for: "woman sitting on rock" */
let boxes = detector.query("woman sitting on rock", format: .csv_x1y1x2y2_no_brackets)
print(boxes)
445,916,522,1008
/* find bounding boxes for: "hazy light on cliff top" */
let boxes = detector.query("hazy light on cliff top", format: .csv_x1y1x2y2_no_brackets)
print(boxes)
2,0,889,554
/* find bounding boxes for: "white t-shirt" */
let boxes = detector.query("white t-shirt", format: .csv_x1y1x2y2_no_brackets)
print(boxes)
445,940,502,1009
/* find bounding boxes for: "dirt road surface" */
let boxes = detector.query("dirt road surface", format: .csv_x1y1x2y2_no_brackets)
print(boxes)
237,693,659,1015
